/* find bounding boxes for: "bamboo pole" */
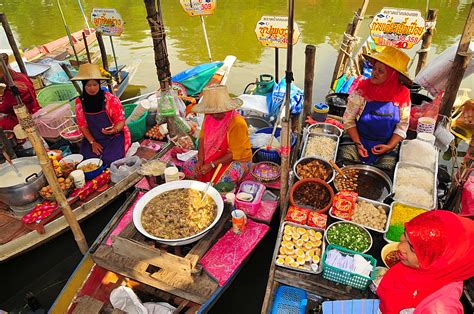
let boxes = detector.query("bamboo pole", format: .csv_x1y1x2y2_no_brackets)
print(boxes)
415,9,439,75
279,0,296,212
56,0,80,65
302,45,316,124
96,31,114,95
275,48,279,83
0,59,88,255
144,0,178,138
0,13,27,75
330,0,369,88
82,31,92,63
439,3,473,117
60,63,82,94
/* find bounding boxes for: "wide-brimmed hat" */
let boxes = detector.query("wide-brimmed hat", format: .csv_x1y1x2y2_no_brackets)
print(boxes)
363,46,412,85
192,85,243,114
70,63,109,81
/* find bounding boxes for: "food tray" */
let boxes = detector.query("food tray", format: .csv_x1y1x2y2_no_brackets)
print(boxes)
325,221,373,254
293,156,335,183
399,140,439,171
392,161,437,210
307,123,343,137
273,221,326,275
301,132,339,162
383,202,428,243
329,196,392,233
334,164,392,202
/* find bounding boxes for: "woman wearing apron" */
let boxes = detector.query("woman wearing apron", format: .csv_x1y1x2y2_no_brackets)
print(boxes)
183,85,252,184
340,47,412,171
72,64,131,166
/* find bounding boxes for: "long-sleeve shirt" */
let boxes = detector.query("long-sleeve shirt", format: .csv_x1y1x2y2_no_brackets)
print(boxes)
342,89,411,139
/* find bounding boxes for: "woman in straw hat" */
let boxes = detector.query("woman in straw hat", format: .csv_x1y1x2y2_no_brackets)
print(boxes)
340,46,412,170
71,64,130,165
183,85,252,184
0,53,41,130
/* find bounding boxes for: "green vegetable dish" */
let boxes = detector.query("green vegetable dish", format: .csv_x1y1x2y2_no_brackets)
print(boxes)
326,222,371,253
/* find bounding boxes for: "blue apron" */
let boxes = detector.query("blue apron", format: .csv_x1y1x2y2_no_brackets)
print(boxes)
80,101,125,166
356,101,399,164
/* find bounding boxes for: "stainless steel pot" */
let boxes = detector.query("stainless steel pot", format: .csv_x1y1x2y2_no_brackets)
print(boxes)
0,157,46,206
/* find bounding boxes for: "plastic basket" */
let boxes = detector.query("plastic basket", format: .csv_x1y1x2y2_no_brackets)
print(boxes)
322,244,377,290
271,285,307,314
124,104,149,142
37,83,79,111
33,103,75,140
60,125,83,143
253,127,297,164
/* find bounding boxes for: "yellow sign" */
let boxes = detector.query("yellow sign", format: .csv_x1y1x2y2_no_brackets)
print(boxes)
91,8,123,37
180,0,216,16
255,16,301,49
370,8,426,49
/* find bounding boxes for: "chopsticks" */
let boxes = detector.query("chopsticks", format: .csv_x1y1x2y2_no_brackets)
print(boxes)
201,163,222,202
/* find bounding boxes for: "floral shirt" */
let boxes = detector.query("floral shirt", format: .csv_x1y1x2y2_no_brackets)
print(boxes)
75,92,131,153
343,89,411,139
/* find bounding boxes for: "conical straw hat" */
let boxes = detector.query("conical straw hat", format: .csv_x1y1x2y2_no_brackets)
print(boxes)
362,46,412,85
71,63,109,81
192,85,243,114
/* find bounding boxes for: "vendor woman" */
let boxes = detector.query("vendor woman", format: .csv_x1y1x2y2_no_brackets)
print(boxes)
71,64,130,166
183,85,252,184
340,47,411,170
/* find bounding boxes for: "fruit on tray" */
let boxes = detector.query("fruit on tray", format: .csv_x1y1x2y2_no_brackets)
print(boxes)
40,177,74,199
146,124,166,140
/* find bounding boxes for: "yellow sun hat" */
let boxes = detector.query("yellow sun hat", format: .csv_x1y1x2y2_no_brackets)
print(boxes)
70,63,109,81
362,46,412,85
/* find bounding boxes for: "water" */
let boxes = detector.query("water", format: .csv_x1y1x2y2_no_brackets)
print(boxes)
0,0,472,101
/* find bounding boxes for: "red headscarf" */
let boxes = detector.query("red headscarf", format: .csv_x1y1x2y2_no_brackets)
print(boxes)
202,110,236,162
378,210,474,313
355,63,411,107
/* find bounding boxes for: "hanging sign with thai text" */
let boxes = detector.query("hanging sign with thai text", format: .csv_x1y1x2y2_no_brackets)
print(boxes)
254,16,301,49
370,8,425,49
91,8,123,36
180,0,216,16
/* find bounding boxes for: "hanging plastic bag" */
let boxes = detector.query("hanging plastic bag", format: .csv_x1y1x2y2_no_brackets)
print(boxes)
268,78,304,120
157,89,186,118
409,92,443,131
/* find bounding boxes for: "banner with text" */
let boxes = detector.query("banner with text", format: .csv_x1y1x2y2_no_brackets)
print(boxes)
255,16,301,49
91,8,123,36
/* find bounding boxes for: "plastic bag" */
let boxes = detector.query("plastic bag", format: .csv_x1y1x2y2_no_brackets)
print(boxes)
461,176,474,217
409,92,442,131
157,89,186,117
110,156,142,183
268,78,304,120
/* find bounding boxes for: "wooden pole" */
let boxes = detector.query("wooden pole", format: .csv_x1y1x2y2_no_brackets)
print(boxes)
330,0,370,88
60,63,82,94
82,31,92,63
439,3,473,117
302,45,316,124
415,9,439,75
0,59,88,255
0,13,27,75
96,31,114,95
275,48,279,83
144,0,178,138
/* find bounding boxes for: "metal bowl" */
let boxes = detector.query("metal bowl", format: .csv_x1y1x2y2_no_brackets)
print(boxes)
307,123,343,137
325,221,373,254
334,164,392,202
133,180,224,246
293,156,335,183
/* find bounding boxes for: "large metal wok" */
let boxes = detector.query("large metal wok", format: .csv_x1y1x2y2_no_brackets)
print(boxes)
133,180,224,246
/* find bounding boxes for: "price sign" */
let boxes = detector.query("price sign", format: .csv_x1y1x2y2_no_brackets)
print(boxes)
254,16,301,49
91,8,123,36
180,0,216,16
370,8,426,49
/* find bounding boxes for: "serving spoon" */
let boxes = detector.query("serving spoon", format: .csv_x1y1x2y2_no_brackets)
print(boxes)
200,163,222,203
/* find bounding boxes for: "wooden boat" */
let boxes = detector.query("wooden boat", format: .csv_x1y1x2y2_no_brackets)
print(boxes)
0,143,171,263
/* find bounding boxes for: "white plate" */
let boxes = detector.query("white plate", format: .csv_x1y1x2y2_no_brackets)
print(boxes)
61,154,84,164
133,180,224,246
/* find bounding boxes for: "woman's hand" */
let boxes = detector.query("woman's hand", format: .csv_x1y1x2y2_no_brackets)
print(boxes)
91,142,103,155
200,163,212,175
102,125,116,135
194,160,203,174
356,143,369,158
372,144,393,155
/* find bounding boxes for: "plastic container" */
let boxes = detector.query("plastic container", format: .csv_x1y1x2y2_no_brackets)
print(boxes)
271,285,307,314
123,104,149,142
325,93,348,117
416,117,436,134
381,242,400,268
416,132,436,145
289,178,334,213
60,125,83,143
36,83,79,108
322,244,376,290
311,103,329,122
110,156,142,183
235,181,266,216
253,127,297,164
